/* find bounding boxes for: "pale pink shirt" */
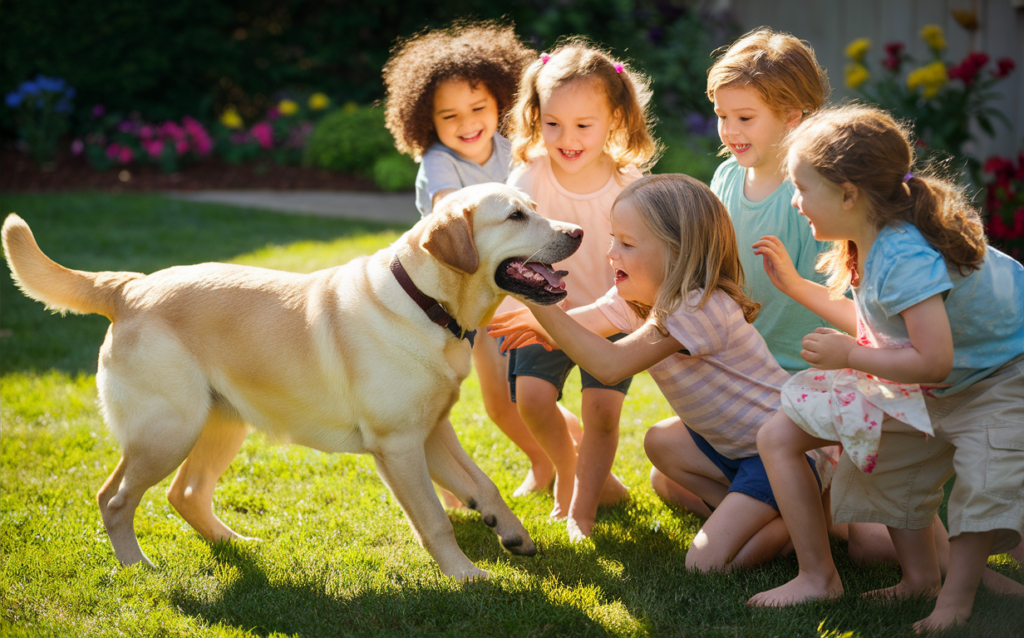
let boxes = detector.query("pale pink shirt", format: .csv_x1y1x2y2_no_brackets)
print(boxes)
498,154,642,314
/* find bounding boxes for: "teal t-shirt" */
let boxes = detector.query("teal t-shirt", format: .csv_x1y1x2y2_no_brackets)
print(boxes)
710,157,832,372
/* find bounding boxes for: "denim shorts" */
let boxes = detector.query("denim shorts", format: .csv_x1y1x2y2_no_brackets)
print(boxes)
507,333,632,402
688,426,821,512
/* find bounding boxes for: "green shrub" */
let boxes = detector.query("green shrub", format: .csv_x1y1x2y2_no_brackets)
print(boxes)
303,105,394,175
651,132,721,184
372,152,417,192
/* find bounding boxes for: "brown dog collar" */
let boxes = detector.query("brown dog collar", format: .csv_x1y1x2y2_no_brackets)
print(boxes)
390,256,476,346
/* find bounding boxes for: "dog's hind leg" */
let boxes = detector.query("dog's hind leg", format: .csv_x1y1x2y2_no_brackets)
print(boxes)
372,433,488,581
97,410,205,568
424,419,537,558
166,404,253,543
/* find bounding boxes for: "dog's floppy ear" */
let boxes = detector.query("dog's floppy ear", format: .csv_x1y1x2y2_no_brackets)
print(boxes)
421,204,479,274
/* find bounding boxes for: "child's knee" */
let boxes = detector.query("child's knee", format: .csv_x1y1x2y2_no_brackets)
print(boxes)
644,427,670,467
755,413,793,454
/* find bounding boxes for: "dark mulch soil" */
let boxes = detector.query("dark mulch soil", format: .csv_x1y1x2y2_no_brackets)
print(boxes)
1,148,380,193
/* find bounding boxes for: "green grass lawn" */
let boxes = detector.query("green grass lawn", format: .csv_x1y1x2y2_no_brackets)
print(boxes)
1,193,1020,638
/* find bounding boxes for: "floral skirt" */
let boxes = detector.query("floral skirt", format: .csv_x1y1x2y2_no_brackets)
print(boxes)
780,368,933,473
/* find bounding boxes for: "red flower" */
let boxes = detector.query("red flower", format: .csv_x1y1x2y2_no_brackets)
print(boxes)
884,41,905,56
984,156,1014,178
992,57,1016,78
1013,207,1024,240
987,212,1010,239
949,52,990,85
882,55,900,71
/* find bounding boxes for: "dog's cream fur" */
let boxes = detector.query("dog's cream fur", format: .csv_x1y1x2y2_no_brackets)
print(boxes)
2,184,582,580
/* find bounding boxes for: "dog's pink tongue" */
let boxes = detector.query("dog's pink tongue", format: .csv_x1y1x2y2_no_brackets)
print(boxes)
526,263,568,289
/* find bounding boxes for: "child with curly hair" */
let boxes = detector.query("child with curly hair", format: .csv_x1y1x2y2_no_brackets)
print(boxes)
496,40,660,537
382,21,554,501
383,21,533,217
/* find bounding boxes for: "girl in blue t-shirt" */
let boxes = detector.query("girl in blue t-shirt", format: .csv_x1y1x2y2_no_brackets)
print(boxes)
750,104,1023,632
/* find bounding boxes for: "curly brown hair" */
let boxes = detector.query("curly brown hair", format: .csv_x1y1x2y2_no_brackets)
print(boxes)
382,21,535,159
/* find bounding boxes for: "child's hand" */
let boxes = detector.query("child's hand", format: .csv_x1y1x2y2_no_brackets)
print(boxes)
753,236,802,296
487,308,557,353
800,327,856,370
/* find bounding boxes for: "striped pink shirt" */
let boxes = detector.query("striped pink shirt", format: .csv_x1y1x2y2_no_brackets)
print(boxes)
596,287,791,459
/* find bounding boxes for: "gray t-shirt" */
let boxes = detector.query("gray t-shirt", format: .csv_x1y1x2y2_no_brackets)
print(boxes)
415,132,513,216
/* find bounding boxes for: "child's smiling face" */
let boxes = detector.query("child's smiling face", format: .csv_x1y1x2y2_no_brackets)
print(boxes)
714,85,799,175
540,78,619,190
787,150,853,241
607,196,667,306
432,79,499,165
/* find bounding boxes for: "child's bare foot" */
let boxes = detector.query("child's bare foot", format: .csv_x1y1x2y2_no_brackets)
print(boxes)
550,472,573,520
912,603,972,634
598,473,630,505
512,463,555,498
747,570,844,607
863,579,941,601
567,517,590,543
981,567,1024,596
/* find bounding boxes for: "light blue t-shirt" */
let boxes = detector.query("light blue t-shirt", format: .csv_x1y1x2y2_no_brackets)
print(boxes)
710,157,833,372
414,132,513,216
857,222,1024,396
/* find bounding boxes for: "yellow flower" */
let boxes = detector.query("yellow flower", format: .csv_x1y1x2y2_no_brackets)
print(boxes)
342,101,359,114
920,25,946,52
278,99,299,116
845,38,871,62
845,63,870,89
308,92,330,110
907,61,948,99
220,106,243,129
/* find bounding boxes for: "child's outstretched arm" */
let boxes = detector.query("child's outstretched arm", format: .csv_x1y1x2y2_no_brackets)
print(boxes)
753,235,856,334
490,302,685,385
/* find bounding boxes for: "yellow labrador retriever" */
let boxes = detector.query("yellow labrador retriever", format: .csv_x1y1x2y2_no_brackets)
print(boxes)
2,184,582,581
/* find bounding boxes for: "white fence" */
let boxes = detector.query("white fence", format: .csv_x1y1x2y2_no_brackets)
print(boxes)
728,0,1024,162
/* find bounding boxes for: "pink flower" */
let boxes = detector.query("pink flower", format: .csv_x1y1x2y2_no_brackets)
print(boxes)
144,139,164,159
863,454,877,473
267,106,280,121
161,121,184,140
250,121,273,150
140,125,154,140
106,143,122,160
71,139,84,155
175,139,189,156
117,146,133,164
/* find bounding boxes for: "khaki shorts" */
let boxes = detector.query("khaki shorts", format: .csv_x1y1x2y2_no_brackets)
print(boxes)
831,356,1024,554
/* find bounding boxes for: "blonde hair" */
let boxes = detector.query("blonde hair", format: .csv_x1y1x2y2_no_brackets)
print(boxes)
706,27,829,131
783,104,987,298
615,174,760,334
507,39,660,173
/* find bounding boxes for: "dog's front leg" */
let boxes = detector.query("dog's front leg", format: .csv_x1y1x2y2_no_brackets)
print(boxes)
424,419,537,557
372,435,488,581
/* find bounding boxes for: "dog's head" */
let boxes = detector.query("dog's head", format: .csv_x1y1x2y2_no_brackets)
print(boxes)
414,184,582,307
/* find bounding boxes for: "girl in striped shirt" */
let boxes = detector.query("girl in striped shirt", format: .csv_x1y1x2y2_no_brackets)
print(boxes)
489,173,838,565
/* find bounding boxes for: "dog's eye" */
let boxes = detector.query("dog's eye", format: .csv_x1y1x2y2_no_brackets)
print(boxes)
507,210,526,221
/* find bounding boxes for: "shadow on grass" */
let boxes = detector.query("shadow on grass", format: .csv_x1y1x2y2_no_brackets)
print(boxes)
0,192,411,375
170,535,607,638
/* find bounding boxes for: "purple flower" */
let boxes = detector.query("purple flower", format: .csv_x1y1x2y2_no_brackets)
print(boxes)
92,104,106,118
71,139,84,155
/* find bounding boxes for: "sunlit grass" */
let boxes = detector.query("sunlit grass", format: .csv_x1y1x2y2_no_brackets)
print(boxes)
1,193,1021,637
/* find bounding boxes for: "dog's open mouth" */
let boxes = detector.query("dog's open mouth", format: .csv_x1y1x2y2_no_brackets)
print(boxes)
496,258,568,305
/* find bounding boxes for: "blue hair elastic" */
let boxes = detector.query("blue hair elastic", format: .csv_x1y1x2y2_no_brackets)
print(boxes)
903,173,914,182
